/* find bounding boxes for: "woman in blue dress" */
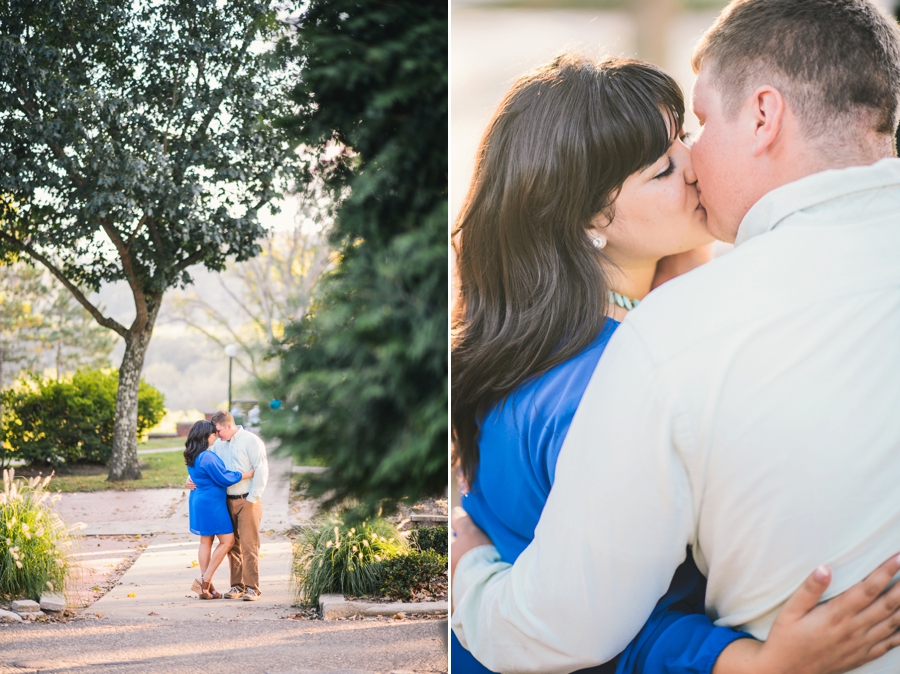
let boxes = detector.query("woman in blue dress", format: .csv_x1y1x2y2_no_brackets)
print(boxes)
450,54,900,673
183,420,254,600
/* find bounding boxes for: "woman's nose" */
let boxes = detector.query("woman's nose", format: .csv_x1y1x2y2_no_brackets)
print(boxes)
680,143,698,186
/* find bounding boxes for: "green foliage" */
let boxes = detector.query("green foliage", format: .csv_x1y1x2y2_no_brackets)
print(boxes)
410,525,448,556
0,370,165,466
264,0,448,517
0,469,76,602
0,0,301,292
291,513,407,606
377,550,448,602
0,262,116,385
0,1,305,477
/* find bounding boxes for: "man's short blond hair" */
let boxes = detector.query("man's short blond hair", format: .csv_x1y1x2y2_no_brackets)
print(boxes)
692,0,900,140
210,410,234,426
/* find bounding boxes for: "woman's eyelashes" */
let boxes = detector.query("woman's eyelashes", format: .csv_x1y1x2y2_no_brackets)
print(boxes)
654,157,675,179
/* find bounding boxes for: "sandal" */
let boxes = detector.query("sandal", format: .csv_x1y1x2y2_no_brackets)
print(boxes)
208,582,222,599
199,578,215,600
191,577,202,594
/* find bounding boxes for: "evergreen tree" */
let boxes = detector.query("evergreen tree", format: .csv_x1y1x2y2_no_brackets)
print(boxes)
266,1,448,515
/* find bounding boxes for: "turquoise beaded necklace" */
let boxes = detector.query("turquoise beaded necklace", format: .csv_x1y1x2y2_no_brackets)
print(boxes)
608,290,641,311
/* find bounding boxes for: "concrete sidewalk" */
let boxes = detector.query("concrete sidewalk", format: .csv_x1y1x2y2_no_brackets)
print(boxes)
90,530,295,621
55,455,294,536
24,453,449,673
55,455,301,620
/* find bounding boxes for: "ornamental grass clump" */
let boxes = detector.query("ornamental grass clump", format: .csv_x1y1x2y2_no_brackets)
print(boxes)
292,514,407,606
1,469,77,601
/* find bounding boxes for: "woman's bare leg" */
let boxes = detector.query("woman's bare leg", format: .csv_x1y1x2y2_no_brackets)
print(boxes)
204,533,234,585
198,536,214,580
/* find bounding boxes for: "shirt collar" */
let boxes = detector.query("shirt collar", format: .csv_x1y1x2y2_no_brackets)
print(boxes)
229,426,244,444
734,158,900,247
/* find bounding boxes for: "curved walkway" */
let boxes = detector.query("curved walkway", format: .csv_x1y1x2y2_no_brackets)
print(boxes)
0,456,447,673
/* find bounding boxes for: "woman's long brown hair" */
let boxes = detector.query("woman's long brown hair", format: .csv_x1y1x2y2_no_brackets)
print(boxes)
451,55,684,487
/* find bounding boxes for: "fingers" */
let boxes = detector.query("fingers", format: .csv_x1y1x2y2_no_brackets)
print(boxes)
779,565,832,620
857,578,900,642
833,553,900,616
867,623,900,662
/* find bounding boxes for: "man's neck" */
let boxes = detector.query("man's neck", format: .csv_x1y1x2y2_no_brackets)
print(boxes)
728,137,894,243
788,131,894,185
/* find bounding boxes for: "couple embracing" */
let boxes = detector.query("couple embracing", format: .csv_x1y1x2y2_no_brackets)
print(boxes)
183,411,269,601
451,0,900,673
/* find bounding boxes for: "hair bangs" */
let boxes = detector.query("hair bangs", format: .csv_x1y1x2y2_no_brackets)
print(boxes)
595,61,685,180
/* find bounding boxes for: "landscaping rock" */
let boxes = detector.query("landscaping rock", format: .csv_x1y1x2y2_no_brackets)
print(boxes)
40,592,66,613
11,599,40,614
0,609,23,623
319,594,448,620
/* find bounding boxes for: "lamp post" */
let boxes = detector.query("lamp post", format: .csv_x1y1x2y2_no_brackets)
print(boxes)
224,344,239,411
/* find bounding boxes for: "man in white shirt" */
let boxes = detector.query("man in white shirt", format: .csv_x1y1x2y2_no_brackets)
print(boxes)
209,410,269,601
452,1,900,672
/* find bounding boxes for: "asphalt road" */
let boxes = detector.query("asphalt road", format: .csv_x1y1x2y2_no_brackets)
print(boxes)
0,617,447,673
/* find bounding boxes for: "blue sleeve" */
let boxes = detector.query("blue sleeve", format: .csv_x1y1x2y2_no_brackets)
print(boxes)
615,554,755,674
201,451,244,487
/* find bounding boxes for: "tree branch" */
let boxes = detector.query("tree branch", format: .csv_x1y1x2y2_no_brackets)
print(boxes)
99,217,149,333
173,246,208,274
0,230,127,338
182,25,256,161
125,214,149,247
14,86,86,188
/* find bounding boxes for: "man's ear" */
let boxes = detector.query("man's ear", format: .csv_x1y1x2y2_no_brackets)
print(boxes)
748,85,786,157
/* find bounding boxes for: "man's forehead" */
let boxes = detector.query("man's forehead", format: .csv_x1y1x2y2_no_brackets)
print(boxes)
691,68,710,116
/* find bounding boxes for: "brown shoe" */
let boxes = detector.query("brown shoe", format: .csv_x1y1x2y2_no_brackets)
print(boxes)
191,578,202,594
199,579,216,600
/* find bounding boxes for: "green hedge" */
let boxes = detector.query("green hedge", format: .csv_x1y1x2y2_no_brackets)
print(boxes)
378,549,447,601
410,525,447,556
0,369,165,466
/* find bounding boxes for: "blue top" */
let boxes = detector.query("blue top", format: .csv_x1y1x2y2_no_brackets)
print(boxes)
452,320,750,674
187,450,245,536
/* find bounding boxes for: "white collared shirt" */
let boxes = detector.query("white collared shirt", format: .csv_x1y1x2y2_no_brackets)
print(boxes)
452,159,900,674
211,426,269,503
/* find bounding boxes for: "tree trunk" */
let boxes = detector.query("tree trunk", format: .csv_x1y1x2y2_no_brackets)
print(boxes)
107,300,160,482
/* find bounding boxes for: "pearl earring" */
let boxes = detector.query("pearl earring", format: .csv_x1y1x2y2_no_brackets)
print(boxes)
591,235,607,250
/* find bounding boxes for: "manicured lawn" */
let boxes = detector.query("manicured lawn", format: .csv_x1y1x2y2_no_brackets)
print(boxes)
137,437,184,451
46,449,188,493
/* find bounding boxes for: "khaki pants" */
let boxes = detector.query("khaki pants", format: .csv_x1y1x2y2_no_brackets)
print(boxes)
227,497,262,593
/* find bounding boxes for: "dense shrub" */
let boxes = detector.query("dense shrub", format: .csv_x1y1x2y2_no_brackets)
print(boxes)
378,549,447,601
410,525,447,556
0,469,77,601
1,369,165,466
291,514,407,606
265,0,448,519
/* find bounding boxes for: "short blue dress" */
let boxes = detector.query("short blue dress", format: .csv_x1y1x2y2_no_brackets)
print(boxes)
187,450,244,536
452,320,750,673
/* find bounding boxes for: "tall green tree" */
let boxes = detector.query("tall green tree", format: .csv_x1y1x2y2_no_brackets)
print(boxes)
266,1,448,515
0,262,115,383
0,1,303,479
0,262,44,387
